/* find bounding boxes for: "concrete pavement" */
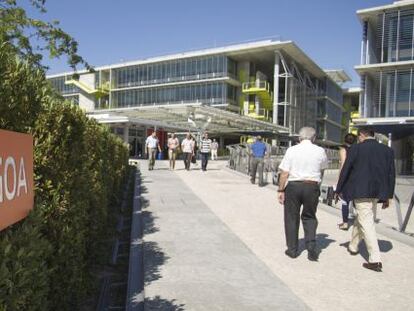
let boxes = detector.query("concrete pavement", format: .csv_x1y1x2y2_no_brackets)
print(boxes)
139,159,414,311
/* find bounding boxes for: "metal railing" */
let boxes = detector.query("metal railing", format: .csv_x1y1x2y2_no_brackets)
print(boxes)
227,143,339,186
394,191,414,233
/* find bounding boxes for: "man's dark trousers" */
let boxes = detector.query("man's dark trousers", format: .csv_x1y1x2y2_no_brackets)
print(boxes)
284,181,320,253
250,157,264,185
201,152,209,171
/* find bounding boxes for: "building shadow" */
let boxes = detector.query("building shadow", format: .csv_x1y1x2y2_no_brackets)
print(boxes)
144,296,185,311
298,233,336,254
339,240,393,261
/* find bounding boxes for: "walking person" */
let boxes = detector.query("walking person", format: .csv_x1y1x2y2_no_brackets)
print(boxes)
200,132,212,171
145,131,162,170
181,133,195,171
335,127,395,272
168,133,180,170
278,127,328,261
250,136,267,187
337,133,357,231
211,139,219,160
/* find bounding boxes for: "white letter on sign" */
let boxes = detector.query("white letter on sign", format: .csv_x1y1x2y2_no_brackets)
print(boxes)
4,156,16,201
17,157,28,196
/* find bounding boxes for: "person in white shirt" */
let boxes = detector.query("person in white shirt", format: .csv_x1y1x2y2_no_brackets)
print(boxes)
200,132,212,171
278,127,328,261
181,133,195,171
211,139,219,160
145,131,162,170
167,133,180,170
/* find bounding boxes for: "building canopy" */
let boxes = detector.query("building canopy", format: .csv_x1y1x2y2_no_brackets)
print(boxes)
89,104,289,135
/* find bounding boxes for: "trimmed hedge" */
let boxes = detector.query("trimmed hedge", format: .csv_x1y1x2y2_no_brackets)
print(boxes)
0,43,128,310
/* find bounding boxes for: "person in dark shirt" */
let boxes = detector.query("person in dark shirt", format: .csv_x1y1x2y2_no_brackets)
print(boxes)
250,136,267,187
335,127,395,272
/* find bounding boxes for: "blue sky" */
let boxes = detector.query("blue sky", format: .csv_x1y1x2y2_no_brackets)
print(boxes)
30,0,391,86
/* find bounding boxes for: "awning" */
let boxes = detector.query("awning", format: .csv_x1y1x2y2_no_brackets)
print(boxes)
88,104,289,135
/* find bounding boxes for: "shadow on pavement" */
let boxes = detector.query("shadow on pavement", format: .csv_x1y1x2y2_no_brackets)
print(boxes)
340,240,393,261
145,296,185,311
298,233,336,254
140,176,170,286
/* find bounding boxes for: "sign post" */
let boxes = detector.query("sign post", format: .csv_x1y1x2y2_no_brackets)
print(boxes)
0,129,34,231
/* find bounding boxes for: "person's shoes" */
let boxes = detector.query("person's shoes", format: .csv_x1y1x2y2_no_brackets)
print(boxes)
308,249,320,261
250,179,255,184
338,223,349,231
347,248,359,256
258,184,264,187
285,250,299,259
362,262,382,272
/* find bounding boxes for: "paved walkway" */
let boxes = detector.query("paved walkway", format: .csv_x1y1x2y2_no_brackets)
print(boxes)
139,160,414,311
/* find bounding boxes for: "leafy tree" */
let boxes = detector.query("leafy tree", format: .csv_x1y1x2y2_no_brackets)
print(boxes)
0,0,92,71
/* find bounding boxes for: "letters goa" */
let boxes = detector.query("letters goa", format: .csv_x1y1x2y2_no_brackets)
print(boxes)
0,130,34,231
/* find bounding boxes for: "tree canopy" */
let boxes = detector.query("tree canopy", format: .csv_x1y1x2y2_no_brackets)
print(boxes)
0,0,91,71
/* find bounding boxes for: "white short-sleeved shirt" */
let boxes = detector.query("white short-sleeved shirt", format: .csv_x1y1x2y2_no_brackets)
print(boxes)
146,136,159,149
279,140,328,182
181,138,194,153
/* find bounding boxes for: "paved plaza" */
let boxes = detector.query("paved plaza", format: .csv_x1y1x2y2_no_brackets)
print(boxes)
138,160,414,311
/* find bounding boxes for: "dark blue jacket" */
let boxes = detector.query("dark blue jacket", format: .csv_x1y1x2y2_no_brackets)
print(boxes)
336,139,395,202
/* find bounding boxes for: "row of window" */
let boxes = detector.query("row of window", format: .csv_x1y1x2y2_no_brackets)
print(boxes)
49,77,77,95
112,56,237,88
369,69,414,117
109,83,237,109
374,10,414,63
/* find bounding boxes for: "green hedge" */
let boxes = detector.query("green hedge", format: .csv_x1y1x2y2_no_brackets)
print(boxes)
0,43,128,310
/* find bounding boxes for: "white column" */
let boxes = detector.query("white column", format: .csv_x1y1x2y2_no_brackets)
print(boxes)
273,52,280,124
123,124,129,143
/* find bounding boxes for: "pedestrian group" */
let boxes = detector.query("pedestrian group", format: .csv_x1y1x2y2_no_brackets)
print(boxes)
145,126,396,272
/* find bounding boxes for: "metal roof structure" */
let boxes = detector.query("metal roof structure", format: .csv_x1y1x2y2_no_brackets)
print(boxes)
89,103,289,135
357,1,414,20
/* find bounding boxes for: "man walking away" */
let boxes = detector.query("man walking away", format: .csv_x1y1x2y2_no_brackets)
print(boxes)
211,139,219,160
250,136,267,187
278,127,328,261
335,127,395,272
145,131,162,170
168,133,180,170
200,132,212,171
181,133,195,171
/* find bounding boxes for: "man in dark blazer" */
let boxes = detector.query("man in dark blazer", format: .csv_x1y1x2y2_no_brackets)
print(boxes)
335,127,395,272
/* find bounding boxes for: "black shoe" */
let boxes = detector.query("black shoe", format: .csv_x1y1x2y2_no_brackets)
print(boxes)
285,250,299,259
250,179,255,184
347,248,359,256
258,184,264,187
363,262,382,272
308,249,320,261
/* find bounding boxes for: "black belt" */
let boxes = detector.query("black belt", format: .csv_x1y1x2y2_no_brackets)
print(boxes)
291,180,319,185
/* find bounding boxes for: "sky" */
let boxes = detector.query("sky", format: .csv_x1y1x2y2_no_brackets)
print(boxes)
27,0,392,87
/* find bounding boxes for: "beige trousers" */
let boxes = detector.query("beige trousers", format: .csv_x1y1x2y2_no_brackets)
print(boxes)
349,198,381,263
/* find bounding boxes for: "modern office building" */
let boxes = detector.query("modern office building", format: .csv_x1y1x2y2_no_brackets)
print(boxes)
48,39,345,156
356,0,414,174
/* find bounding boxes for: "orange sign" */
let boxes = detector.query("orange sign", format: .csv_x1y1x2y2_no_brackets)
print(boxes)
0,129,34,231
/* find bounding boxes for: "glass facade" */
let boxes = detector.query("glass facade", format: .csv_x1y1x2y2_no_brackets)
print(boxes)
111,82,237,108
368,69,414,117
375,9,414,63
112,56,236,89
49,77,78,95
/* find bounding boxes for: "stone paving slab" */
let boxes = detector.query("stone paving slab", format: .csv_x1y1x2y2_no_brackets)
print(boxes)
140,163,309,311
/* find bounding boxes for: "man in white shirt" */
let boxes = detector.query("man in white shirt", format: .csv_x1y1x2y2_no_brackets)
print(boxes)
145,131,162,170
181,133,195,171
278,127,328,261
211,139,219,160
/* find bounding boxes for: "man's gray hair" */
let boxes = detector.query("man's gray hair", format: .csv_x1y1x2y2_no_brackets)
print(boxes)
299,127,316,141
